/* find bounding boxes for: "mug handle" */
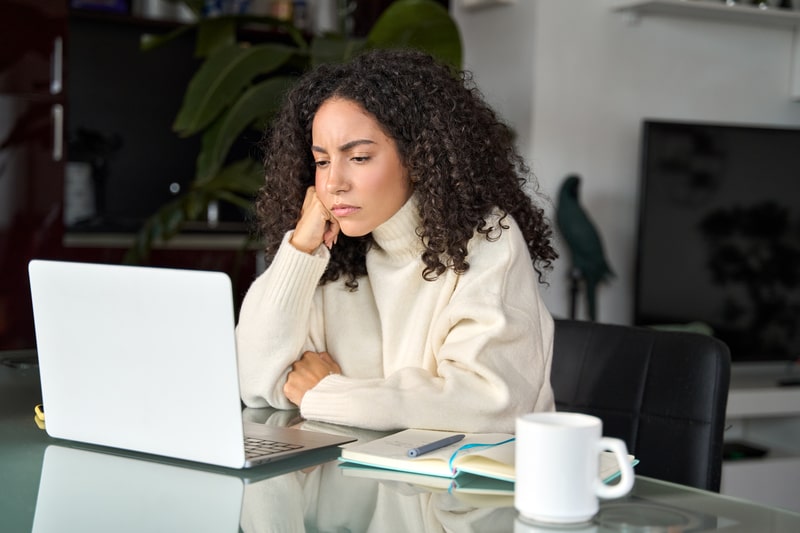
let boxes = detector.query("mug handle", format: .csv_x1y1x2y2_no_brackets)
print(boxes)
594,437,635,499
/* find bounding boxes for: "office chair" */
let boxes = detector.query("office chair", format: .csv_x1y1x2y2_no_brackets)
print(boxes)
550,319,731,492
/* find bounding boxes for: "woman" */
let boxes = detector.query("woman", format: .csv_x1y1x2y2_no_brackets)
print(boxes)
236,48,557,432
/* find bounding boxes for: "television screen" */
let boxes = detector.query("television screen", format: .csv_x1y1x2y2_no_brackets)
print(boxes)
635,120,800,363
67,17,252,233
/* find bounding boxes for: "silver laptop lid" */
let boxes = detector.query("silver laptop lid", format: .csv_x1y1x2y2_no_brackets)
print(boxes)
29,260,247,468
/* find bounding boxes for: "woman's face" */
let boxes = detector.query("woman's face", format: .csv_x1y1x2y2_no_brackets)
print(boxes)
311,98,413,238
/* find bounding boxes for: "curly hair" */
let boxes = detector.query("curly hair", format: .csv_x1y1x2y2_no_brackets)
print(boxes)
255,48,557,288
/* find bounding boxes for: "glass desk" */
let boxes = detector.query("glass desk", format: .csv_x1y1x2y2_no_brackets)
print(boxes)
3,352,800,533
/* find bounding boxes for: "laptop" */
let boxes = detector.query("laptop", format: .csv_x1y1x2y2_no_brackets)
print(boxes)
28,259,355,469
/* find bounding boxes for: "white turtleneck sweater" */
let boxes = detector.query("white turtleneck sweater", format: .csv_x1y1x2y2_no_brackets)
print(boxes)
235,197,554,432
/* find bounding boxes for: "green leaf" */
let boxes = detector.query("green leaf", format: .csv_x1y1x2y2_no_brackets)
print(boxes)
367,0,462,69
184,190,207,220
173,43,296,136
160,201,186,238
195,17,237,57
195,76,297,181
192,157,263,199
215,189,256,211
207,158,264,195
310,35,366,66
140,24,194,52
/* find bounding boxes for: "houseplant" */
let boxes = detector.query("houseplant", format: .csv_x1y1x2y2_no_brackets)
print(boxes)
125,0,462,263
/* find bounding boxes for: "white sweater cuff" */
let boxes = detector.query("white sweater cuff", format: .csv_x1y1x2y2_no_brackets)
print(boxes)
264,231,330,314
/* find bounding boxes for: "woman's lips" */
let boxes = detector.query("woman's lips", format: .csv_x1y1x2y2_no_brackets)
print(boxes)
330,205,360,217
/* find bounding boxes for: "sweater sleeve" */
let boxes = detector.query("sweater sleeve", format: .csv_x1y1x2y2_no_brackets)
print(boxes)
236,232,329,409
299,223,555,433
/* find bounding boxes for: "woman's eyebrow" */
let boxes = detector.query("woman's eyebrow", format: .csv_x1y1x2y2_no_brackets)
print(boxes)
312,139,376,154
339,139,376,152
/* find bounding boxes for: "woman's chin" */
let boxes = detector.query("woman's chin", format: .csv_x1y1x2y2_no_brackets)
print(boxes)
338,224,372,238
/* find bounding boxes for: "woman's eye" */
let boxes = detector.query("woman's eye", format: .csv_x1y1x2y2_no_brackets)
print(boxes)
314,160,329,169
351,156,370,163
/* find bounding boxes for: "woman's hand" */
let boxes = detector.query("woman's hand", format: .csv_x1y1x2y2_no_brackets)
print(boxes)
283,351,342,407
289,186,340,253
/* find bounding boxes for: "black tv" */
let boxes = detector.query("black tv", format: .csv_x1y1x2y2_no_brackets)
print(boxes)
634,119,800,364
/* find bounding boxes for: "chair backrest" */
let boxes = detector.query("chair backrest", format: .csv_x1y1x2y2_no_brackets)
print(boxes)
550,319,731,492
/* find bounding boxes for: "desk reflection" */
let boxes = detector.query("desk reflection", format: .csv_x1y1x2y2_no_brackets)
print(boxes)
28,408,800,533
33,444,517,533
31,440,800,533
33,445,245,533
241,461,517,532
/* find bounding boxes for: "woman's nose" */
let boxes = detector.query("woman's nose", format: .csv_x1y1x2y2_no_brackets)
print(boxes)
325,160,349,194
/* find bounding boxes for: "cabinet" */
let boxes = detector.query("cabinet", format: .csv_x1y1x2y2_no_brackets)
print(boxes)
0,3,258,351
0,0,68,349
722,363,800,512
612,0,800,99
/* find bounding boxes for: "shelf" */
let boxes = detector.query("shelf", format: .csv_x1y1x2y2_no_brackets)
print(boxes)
70,8,187,30
69,8,303,43
722,363,800,511
721,454,800,512
63,232,254,251
611,0,800,100
727,363,800,417
613,0,800,28
728,387,800,417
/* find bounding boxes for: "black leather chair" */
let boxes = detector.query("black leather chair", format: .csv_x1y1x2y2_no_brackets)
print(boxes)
550,319,731,492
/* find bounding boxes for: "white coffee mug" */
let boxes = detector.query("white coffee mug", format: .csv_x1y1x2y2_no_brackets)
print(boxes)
514,412,635,524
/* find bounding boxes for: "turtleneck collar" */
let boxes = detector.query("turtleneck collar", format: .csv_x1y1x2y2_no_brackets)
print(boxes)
370,194,423,259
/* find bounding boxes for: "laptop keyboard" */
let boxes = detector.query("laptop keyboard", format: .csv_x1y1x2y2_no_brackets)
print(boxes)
244,437,304,459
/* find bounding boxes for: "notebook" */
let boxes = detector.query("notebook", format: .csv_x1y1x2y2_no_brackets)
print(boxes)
338,428,636,483
28,259,355,469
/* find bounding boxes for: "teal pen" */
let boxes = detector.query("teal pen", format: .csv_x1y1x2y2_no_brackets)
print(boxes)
407,434,466,457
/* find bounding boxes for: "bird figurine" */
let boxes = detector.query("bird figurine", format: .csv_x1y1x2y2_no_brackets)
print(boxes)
556,174,614,321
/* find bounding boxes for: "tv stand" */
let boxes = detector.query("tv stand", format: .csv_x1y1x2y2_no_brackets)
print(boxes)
777,376,800,388
721,362,800,512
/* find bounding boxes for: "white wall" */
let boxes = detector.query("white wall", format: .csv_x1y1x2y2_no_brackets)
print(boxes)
452,0,800,324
